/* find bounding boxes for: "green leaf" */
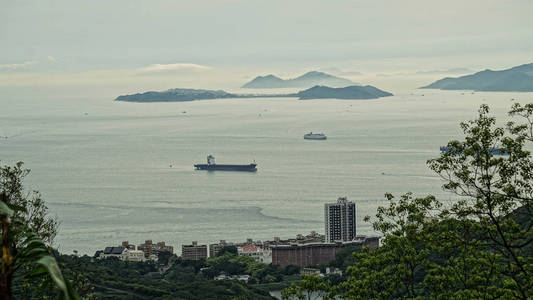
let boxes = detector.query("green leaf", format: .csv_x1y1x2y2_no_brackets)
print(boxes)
7,202,27,213
0,200,14,216
36,256,67,291
36,256,81,300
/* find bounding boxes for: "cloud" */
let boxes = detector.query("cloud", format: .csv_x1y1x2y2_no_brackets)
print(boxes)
415,67,474,75
47,56,56,62
376,72,408,77
0,60,39,69
137,63,212,74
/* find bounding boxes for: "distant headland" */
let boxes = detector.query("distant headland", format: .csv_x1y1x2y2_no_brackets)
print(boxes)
242,71,354,89
421,63,533,92
115,85,393,102
115,89,237,102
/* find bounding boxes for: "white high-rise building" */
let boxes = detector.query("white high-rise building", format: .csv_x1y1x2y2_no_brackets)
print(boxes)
324,197,356,243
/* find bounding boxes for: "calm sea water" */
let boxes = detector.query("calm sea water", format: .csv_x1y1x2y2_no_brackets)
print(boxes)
1,90,530,254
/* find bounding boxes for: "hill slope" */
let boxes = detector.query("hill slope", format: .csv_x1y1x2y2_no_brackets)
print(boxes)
421,63,533,92
296,85,393,100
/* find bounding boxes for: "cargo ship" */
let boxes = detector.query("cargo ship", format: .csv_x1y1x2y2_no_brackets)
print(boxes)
440,146,508,156
304,132,327,140
194,155,257,172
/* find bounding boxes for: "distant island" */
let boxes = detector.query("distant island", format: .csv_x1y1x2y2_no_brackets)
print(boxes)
115,88,237,102
421,63,533,92
296,85,393,100
242,71,354,89
115,85,393,102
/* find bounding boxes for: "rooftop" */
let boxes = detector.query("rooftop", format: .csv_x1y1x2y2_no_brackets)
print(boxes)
103,246,125,255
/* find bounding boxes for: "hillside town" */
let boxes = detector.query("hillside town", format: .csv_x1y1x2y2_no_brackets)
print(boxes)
95,197,379,276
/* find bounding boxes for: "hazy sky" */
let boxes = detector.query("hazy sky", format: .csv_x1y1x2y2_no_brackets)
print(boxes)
1,0,532,97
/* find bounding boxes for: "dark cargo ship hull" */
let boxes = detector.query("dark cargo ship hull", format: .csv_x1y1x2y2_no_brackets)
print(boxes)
440,146,508,156
194,164,257,172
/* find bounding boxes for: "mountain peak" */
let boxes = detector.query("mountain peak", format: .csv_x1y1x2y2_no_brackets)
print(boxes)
300,71,326,76
242,71,353,89
260,74,282,79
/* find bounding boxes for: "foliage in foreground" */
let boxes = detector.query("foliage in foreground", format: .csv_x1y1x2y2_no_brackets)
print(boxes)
283,103,533,299
1,162,79,299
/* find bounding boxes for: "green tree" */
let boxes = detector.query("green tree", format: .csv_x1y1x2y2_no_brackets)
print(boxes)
157,251,172,266
282,275,332,300
337,193,439,299
0,162,78,299
283,265,301,276
0,162,58,246
217,245,238,256
207,252,254,275
427,104,532,298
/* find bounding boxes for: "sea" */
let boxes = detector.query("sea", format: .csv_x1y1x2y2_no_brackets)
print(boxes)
1,89,531,255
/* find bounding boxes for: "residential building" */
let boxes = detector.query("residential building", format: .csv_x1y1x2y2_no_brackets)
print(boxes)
325,267,343,276
209,240,234,257
300,268,321,275
121,241,136,250
262,231,325,249
271,236,379,267
137,240,174,259
324,197,356,243
182,241,208,260
98,246,148,262
238,244,272,264
214,274,250,283
99,246,125,260
122,248,147,262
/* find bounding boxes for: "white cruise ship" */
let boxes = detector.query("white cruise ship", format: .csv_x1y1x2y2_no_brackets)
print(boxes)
303,132,327,140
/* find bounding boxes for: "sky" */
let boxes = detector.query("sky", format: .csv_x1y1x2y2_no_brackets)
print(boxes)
1,0,533,99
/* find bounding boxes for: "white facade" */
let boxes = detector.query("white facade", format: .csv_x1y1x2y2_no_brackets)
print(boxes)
238,245,272,264
215,274,250,283
122,249,146,262
98,247,149,262
325,197,356,243
99,252,122,260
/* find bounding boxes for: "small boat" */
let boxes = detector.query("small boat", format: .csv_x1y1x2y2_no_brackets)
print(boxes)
304,132,327,140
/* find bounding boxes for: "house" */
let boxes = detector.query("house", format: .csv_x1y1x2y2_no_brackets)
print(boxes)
238,244,272,264
122,248,147,262
99,246,126,259
98,246,150,262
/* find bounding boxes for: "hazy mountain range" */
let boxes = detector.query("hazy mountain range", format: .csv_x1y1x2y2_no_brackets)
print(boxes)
422,63,533,92
242,71,354,89
115,85,392,102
